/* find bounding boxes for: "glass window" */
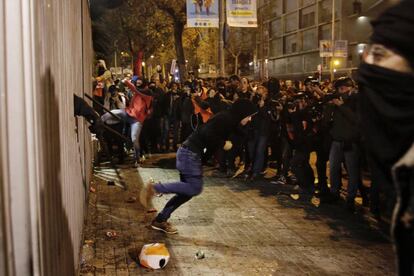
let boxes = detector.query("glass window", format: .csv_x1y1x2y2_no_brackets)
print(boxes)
319,24,331,40
302,28,317,50
270,38,283,57
270,19,282,38
284,0,298,13
270,0,283,17
285,13,298,33
300,5,315,28
319,23,339,40
319,0,339,23
284,34,298,54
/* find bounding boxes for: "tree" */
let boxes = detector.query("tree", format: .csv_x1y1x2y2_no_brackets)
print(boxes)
225,27,255,75
152,0,188,82
90,0,125,58
90,0,218,82
95,0,175,77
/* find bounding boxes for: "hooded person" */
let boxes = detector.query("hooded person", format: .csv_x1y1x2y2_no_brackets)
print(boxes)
95,59,113,90
140,99,257,234
357,1,414,274
101,77,153,166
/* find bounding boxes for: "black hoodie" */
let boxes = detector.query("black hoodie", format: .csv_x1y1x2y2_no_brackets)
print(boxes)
183,99,257,158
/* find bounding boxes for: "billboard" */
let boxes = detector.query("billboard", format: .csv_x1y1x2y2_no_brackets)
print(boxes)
227,0,258,27
187,0,219,28
334,40,348,57
319,40,333,57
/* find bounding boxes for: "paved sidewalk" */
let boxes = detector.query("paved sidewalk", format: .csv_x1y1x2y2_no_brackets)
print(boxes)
80,154,395,275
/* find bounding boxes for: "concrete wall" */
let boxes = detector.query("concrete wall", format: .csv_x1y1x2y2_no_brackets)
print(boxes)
0,0,93,275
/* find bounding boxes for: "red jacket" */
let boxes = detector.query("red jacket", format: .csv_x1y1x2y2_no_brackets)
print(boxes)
124,80,153,123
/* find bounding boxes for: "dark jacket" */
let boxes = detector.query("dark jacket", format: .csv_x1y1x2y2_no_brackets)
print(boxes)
250,96,278,137
150,87,167,119
205,94,230,114
284,109,313,151
184,99,257,159
165,90,181,120
330,93,359,143
179,93,194,124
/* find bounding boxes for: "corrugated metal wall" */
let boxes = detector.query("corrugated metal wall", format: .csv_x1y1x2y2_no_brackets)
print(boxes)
36,0,93,275
0,0,93,275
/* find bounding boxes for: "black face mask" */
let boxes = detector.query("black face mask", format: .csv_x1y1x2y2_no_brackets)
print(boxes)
358,63,414,183
97,66,105,76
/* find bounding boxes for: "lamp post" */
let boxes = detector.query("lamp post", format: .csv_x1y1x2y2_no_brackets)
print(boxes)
330,0,335,81
219,0,225,76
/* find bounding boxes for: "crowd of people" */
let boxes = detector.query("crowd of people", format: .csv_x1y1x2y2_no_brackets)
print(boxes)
92,62,385,217
87,0,414,273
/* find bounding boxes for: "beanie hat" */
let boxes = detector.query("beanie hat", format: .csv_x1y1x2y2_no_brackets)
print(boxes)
370,0,414,69
230,99,257,122
131,75,139,83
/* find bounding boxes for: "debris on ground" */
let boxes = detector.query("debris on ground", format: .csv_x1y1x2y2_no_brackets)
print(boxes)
139,243,170,269
290,194,300,200
311,196,321,207
107,180,115,186
125,196,137,203
195,250,205,260
105,231,117,239
84,240,94,245
79,263,96,273
147,208,157,213
80,242,95,273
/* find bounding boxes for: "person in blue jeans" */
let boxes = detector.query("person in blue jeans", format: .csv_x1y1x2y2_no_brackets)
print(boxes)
246,85,280,180
328,77,365,212
140,99,257,234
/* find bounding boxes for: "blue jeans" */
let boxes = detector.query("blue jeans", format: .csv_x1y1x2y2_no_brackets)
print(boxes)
329,141,361,200
248,131,268,175
101,109,143,160
154,147,203,222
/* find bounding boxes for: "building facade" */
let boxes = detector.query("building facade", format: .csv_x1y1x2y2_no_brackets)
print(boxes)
255,0,399,80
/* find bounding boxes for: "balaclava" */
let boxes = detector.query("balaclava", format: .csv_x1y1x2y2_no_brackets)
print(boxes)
357,4,414,268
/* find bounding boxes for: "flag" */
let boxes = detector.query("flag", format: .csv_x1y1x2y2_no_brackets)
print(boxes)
227,0,258,28
186,0,219,28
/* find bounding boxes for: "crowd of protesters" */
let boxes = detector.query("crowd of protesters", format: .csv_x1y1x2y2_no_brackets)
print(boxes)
92,62,387,218
88,0,414,272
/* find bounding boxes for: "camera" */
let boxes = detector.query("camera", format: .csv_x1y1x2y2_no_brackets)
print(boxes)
322,92,350,103
286,101,296,110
